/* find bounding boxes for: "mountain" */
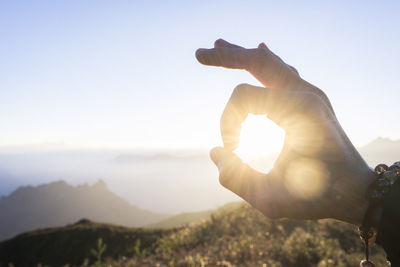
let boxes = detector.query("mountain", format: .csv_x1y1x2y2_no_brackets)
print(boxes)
112,153,209,163
359,137,400,166
0,204,388,266
0,149,235,214
0,180,169,241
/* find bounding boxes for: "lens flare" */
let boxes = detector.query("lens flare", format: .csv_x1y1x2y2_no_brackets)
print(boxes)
284,157,330,200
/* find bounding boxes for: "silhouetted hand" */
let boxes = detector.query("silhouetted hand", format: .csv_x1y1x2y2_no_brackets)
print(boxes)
196,39,375,225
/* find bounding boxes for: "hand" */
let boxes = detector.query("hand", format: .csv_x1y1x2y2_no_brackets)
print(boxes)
196,39,376,225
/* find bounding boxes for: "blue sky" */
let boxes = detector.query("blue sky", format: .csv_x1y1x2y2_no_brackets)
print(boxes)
1,0,400,151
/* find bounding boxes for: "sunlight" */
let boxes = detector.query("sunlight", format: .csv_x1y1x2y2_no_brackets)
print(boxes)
235,115,285,162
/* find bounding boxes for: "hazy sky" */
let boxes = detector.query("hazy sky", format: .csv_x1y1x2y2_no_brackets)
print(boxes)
1,0,400,152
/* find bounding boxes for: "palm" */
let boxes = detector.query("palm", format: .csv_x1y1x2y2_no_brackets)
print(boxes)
269,113,362,221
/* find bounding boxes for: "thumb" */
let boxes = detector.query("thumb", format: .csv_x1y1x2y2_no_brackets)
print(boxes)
210,146,239,167
210,147,263,202
210,147,283,219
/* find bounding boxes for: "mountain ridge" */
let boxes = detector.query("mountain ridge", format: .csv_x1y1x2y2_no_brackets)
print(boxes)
359,137,400,166
0,179,169,241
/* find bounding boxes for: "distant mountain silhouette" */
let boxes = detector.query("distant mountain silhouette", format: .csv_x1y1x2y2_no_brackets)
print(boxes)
0,180,169,241
113,153,209,163
359,137,400,166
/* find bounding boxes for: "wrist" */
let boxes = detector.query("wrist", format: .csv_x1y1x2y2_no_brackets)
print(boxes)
356,190,384,231
349,168,380,226
369,204,383,230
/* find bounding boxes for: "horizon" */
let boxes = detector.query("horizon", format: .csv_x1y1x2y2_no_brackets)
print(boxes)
0,135,395,153
0,134,399,214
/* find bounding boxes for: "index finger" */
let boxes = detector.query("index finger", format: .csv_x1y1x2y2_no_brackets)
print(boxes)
195,47,259,70
196,45,298,92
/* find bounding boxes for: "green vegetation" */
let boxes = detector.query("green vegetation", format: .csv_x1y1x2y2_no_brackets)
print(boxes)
149,202,241,228
0,204,388,266
90,238,107,266
128,204,387,266
0,219,174,266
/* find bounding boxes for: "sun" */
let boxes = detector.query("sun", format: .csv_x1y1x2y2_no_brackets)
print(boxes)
235,114,285,162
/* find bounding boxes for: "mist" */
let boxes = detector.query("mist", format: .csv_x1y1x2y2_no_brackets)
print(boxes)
0,148,246,214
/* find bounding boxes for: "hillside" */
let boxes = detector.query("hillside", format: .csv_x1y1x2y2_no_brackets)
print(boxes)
0,180,169,241
131,204,388,267
0,219,174,266
149,201,242,228
0,204,388,266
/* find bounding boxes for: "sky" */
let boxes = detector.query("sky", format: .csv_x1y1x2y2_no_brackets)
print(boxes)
1,0,400,153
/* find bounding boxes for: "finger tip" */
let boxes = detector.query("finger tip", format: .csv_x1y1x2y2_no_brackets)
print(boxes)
195,48,208,64
214,38,226,48
258,42,268,50
210,146,239,167
210,147,224,164
195,48,204,57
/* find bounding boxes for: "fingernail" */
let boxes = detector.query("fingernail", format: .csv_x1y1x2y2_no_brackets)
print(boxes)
195,48,208,61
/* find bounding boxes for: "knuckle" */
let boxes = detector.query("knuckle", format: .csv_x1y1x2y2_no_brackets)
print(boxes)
247,48,275,72
252,48,269,64
299,92,323,107
232,83,250,97
289,65,299,75
313,88,328,101
297,92,331,118
230,83,251,112
302,91,319,102
254,47,267,57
